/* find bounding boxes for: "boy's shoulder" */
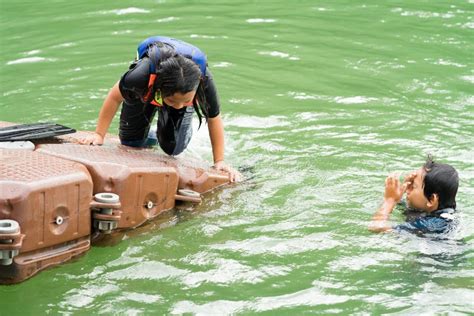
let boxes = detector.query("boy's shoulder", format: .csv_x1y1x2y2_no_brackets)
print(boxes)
394,207,457,235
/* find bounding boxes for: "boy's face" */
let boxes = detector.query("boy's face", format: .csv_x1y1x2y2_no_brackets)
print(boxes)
405,168,430,211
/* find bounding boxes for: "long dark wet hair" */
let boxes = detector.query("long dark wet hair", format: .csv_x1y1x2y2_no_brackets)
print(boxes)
148,42,209,127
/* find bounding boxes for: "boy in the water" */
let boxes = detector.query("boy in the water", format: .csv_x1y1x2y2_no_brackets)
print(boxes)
369,156,459,234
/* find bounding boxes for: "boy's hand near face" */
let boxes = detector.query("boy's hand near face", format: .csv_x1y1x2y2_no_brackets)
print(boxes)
383,172,417,204
369,172,414,233
402,172,416,192
384,175,405,204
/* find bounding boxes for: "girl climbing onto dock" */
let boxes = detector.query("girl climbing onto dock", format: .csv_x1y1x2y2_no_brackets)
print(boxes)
80,36,240,182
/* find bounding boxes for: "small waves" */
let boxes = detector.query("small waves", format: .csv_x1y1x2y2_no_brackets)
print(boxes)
212,61,233,68
91,7,150,15
6,56,56,65
224,115,290,128
258,51,299,60
391,8,456,19
246,18,276,23
334,96,378,104
180,256,290,288
156,17,179,23
210,232,341,256
189,34,228,39
430,58,467,68
171,284,350,315
284,91,382,104
1,0,472,315
460,75,474,84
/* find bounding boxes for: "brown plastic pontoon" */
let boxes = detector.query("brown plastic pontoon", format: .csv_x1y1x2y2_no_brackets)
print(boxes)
0,122,231,284
0,150,94,284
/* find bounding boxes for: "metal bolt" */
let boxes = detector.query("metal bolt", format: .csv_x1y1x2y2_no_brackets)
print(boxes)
55,216,64,225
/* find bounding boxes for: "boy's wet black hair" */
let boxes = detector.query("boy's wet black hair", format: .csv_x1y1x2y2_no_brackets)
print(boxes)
422,155,459,210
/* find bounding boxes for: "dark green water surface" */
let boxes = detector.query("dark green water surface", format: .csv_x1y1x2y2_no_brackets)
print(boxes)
1,0,473,314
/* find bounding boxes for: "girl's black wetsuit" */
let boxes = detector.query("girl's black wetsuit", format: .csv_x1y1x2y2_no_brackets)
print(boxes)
118,57,220,155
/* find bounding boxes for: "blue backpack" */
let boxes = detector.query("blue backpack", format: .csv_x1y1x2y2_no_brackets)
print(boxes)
137,36,207,76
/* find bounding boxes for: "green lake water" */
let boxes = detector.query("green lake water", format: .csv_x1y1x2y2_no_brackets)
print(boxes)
1,0,473,314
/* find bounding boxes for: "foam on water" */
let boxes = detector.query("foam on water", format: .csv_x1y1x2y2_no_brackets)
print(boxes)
156,17,179,22
210,232,341,256
6,57,55,65
246,18,276,23
258,51,300,60
96,7,150,15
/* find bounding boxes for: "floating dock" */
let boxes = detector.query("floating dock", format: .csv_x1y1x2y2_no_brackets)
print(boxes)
0,122,230,284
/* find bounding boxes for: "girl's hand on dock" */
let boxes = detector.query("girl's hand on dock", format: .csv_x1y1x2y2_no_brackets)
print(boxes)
78,132,104,146
213,161,242,183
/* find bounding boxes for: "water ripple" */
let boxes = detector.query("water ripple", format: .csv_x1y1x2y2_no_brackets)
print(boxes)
180,258,290,288
246,18,276,23
92,7,150,15
6,57,56,65
171,284,350,315
106,261,188,281
210,232,341,256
